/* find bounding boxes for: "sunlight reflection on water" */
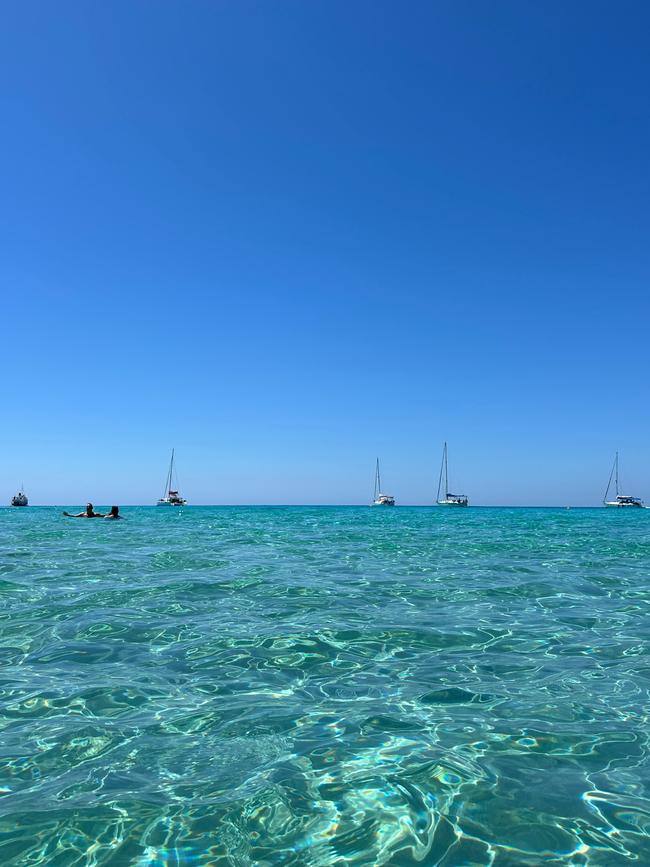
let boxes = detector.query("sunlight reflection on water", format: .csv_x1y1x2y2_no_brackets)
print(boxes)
1,506,650,865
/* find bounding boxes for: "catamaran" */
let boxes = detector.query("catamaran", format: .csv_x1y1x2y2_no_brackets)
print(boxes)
10,485,28,507
603,452,644,508
371,458,395,506
157,449,187,506
436,442,468,506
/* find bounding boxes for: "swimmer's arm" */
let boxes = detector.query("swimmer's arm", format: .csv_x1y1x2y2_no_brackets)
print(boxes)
63,511,85,517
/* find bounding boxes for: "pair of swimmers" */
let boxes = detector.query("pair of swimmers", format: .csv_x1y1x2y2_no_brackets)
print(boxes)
63,504,121,519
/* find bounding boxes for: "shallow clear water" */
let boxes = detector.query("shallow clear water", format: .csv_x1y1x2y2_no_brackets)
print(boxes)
1,506,650,866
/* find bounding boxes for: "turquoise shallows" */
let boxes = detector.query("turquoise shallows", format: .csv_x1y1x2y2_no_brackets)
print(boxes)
2,505,650,865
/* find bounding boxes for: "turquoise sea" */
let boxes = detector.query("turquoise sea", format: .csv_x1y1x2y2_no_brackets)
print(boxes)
2,506,650,866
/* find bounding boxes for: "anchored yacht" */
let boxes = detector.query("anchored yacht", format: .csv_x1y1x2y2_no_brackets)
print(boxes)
603,452,644,508
10,486,28,507
371,458,395,506
157,449,187,506
436,443,468,507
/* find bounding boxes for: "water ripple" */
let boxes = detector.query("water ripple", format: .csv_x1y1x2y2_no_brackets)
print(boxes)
1,506,650,865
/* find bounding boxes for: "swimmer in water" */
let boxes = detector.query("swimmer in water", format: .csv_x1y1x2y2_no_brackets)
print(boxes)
63,503,105,518
104,506,122,520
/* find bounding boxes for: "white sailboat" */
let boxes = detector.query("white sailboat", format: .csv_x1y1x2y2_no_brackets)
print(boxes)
11,485,28,507
603,452,644,508
371,458,395,506
157,449,187,506
436,442,468,507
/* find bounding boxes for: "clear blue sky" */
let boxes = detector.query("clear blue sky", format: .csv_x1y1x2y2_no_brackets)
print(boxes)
2,1,649,505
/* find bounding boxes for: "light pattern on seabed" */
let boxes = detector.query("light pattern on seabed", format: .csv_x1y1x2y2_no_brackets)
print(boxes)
1,505,649,865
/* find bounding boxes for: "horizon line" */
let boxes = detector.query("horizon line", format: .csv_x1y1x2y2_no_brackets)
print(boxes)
2,503,637,510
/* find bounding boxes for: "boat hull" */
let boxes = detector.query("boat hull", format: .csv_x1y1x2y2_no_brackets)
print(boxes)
437,499,468,507
157,500,186,507
604,501,643,508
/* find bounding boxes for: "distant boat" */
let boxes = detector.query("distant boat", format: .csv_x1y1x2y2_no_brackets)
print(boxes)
436,442,468,507
157,449,187,506
603,452,644,508
11,485,28,507
371,458,395,506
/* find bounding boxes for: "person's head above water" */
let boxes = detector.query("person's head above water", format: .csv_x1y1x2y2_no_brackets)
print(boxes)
110,506,119,517
63,503,104,518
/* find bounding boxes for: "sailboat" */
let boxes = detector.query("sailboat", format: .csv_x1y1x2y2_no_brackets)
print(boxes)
10,485,28,507
436,442,468,506
371,458,395,506
603,452,644,508
157,449,187,506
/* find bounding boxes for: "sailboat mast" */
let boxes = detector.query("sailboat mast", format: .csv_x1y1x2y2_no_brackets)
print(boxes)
163,449,174,497
604,453,616,504
374,458,381,500
444,442,449,497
